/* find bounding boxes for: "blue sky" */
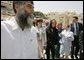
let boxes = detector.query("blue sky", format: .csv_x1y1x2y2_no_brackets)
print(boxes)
34,1,83,14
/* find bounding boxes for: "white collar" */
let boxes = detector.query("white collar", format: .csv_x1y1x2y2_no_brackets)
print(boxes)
5,17,33,31
10,17,19,31
2,17,19,31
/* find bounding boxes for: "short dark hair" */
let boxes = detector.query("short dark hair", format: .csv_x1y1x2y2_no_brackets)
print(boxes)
73,16,78,19
67,25,70,28
13,1,33,14
35,18,43,26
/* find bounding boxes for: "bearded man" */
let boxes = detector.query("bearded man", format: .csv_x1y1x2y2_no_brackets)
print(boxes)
1,1,39,59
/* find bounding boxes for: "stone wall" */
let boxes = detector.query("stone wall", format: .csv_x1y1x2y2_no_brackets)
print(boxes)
1,1,15,20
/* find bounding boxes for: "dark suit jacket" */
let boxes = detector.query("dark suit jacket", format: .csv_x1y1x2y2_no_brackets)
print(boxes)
70,22,83,36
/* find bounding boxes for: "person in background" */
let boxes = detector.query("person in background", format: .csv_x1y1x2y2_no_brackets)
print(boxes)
59,24,74,59
70,16,83,59
79,30,83,59
45,22,49,28
31,20,37,34
55,23,63,59
36,19,45,59
46,20,59,59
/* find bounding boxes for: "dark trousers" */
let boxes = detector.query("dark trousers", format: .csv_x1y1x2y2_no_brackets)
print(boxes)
46,45,55,59
79,50,83,59
71,36,80,59
55,43,60,58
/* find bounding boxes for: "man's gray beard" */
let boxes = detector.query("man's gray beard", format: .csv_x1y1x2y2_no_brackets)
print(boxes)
27,16,33,28
16,11,33,31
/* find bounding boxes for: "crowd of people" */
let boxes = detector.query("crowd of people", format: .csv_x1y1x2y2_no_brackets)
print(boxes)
1,1,83,59
32,16,83,59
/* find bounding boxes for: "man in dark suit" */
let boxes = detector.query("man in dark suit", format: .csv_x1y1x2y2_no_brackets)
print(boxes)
70,16,83,59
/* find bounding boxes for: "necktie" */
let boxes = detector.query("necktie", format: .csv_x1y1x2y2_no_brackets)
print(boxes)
76,23,79,35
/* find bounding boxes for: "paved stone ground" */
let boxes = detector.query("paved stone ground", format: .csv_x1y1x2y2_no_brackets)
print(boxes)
42,49,80,59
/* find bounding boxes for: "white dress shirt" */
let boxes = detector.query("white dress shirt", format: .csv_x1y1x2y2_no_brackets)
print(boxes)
73,23,79,36
1,17,39,59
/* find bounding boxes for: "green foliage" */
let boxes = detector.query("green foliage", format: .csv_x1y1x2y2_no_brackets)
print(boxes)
34,11,48,19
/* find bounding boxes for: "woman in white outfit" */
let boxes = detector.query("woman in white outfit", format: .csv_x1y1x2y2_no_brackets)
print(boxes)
59,24,74,59
36,19,46,59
